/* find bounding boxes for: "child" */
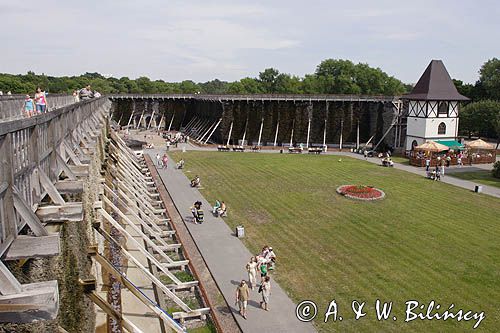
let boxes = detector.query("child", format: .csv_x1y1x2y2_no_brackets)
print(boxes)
23,95,35,117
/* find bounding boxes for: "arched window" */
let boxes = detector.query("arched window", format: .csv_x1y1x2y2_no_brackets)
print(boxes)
438,122,446,135
411,140,418,150
438,101,448,115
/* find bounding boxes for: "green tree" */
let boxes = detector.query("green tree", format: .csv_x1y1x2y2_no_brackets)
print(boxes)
478,58,500,100
459,100,500,140
258,68,281,93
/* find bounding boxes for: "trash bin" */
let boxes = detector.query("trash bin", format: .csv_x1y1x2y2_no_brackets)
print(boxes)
236,225,245,238
474,185,483,193
279,149,283,154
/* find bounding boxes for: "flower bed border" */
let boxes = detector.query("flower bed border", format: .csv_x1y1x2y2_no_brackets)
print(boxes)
336,185,385,201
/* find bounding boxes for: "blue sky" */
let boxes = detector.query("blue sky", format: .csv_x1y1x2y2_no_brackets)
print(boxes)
1,0,498,83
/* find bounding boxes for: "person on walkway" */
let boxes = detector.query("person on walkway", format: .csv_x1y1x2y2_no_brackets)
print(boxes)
259,261,268,283
457,154,463,167
191,201,204,224
235,280,249,319
162,154,168,169
425,157,431,172
441,159,446,177
212,200,221,215
259,276,271,311
156,153,161,167
23,95,35,117
166,140,171,151
72,90,80,103
79,85,93,100
177,158,185,169
363,150,368,160
35,87,48,113
434,165,441,181
218,201,227,217
191,175,201,187
246,257,258,290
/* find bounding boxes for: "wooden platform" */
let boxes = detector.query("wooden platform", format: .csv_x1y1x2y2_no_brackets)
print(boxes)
0,280,59,323
2,234,60,261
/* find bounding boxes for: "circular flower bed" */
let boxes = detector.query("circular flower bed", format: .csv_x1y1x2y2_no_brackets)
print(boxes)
336,185,385,201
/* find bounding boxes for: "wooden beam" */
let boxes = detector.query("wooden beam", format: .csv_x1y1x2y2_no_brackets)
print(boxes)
56,152,76,180
0,261,22,295
55,180,84,194
37,168,65,205
3,234,60,261
0,280,59,323
68,165,89,177
86,291,145,333
36,203,83,223
12,188,48,236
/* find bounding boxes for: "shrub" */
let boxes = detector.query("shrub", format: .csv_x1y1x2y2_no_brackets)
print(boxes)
492,161,500,179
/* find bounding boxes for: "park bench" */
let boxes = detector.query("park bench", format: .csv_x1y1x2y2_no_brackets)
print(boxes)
217,145,230,152
308,147,322,154
251,146,260,152
233,146,245,152
288,147,303,154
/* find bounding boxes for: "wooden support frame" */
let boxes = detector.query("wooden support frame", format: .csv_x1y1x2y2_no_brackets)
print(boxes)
85,290,145,333
95,228,197,312
91,250,189,333
95,206,185,284
37,168,65,205
12,188,48,236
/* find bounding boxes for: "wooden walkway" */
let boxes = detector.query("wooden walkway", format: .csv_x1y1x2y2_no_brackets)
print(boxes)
147,150,316,333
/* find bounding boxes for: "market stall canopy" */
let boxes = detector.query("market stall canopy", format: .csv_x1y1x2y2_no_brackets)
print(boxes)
434,140,464,150
414,140,450,152
466,139,495,150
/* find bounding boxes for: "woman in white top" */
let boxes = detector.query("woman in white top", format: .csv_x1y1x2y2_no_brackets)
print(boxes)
246,257,258,290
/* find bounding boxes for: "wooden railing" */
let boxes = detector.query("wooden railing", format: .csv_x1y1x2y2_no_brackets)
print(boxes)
0,94,76,122
109,93,398,102
0,97,108,255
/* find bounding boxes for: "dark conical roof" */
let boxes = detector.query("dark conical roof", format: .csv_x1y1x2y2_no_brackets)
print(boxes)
403,60,469,101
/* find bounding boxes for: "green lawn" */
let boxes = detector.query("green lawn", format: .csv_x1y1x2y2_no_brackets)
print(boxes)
448,170,500,189
171,151,500,333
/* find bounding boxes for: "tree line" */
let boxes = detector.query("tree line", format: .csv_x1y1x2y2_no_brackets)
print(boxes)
456,58,500,146
0,59,408,96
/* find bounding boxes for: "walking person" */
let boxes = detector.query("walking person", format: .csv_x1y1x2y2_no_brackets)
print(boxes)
34,87,48,113
166,140,171,151
162,154,168,169
440,159,446,177
259,276,271,311
425,157,431,172
259,261,268,283
235,280,249,319
23,95,35,117
156,153,161,167
363,150,368,160
246,257,258,290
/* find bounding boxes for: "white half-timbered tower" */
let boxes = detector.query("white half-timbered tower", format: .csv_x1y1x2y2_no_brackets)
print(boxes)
403,60,469,151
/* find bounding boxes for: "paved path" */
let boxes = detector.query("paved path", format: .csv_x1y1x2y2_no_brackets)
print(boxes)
148,150,315,333
337,152,500,199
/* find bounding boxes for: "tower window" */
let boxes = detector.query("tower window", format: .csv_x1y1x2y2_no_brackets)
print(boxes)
438,102,448,116
438,122,446,135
